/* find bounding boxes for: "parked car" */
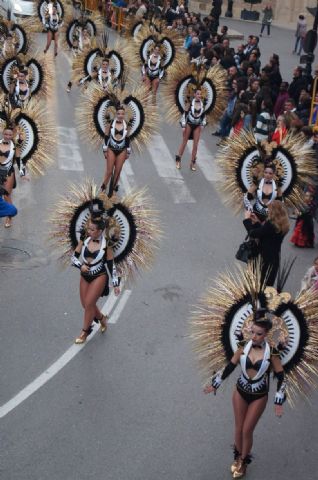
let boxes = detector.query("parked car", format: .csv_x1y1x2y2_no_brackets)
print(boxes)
0,0,35,21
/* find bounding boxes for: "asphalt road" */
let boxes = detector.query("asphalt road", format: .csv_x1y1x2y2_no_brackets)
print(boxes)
1,20,318,480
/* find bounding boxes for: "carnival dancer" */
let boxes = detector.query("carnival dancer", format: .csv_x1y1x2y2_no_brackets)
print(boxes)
76,84,158,197
161,56,227,171
66,28,93,92
9,68,30,108
141,44,165,99
0,52,54,108
101,104,131,196
43,5,62,56
0,19,30,57
0,123,22,227
49,180,162,343
0,99,56,227
290,190,315,248
71,33,135,92
216,130,317,215
175,87,207,171
191,261,318,478
127,21,184,102
243,162,282,218
71,208,120,344
62,7,102,54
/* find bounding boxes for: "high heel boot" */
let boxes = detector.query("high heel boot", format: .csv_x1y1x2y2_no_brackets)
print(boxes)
232,455,252,478
230,446,241,474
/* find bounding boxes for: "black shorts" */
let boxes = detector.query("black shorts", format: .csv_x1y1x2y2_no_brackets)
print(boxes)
108,147,126,155
186,122,201,140
80,272,109,297
236,386,268,405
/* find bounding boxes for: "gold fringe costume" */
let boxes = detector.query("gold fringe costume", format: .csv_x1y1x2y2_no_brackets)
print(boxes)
49,179,162,283
76,83,159,153
71,33,138,89
0,52,54,107
60,11,103,51
0,18,33,56
0,99,56,176
124,20,185,81
161,57,228,127
215,130,317,214
190,260,318,406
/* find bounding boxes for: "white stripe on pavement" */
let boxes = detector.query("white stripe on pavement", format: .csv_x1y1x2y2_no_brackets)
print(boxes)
186,139,221,182
57,127,84,171
0,288,131,419
149,135,195,204
107,289,132,324
123,158,134,176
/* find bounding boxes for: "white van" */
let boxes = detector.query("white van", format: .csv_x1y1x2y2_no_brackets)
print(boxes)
0,0,35,21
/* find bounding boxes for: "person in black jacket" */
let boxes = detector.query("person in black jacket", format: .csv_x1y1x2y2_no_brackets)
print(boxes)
243,200,290,286
288,67,308,104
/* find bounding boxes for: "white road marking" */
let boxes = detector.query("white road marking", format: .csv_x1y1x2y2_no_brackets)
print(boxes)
62,50,72,66
107,289,132,324
123,158,134,176
120,169,135,193
186,139,221,182
0,288,131,419
57,126,84,171
0,163,135,419
13,177,37,209
149,135,195,203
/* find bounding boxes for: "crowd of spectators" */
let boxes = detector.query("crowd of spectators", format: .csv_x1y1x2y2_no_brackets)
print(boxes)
113,1,316,147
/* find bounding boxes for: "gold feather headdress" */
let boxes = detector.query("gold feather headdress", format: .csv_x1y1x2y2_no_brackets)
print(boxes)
215,130,317,214
0,97,56,176
76,82,159,152
48,179,162,282
161,56,228,126
190,261,318,406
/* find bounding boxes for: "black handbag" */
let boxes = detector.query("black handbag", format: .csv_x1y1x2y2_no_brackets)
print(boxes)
235,235,259,263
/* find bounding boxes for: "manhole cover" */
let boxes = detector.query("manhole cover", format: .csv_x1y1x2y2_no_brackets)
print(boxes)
0,246,31,264
0,239,50,269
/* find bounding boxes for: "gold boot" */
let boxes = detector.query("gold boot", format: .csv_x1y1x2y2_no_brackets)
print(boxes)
232,456,251,478
230,447,240,474
99,315,109,333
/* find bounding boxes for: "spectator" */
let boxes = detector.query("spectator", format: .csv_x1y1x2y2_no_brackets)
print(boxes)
293,14,307,55
290,191,315,248
300,257,318,291
219,25,229,41
260,3,273,37
188,36,202,60
288,66,308,104
246,78,261,102
248,51,261,75
284,98,297,113
243,201,290,287
135,0,147,19
271,115,288,144
274,81,289,117
254,98,276,142
296,90,311,125
230,103,248,136
183,25,194,49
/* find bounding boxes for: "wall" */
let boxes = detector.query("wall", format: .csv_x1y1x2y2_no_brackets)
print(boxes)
188,0,316,27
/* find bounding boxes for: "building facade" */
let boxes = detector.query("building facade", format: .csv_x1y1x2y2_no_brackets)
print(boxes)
188,0,315,26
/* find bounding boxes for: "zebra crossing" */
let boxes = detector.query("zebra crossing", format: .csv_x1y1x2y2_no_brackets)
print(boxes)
55,124,220,204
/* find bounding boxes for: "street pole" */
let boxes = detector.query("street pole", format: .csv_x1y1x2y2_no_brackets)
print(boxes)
225,0,234,18
305,1,318,81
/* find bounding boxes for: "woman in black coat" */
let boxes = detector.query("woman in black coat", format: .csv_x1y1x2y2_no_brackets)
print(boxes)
243,200,290,286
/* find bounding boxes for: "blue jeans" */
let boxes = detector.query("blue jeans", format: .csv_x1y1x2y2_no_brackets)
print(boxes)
0,197,17,218
218,112,232,137
294,36,303,54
